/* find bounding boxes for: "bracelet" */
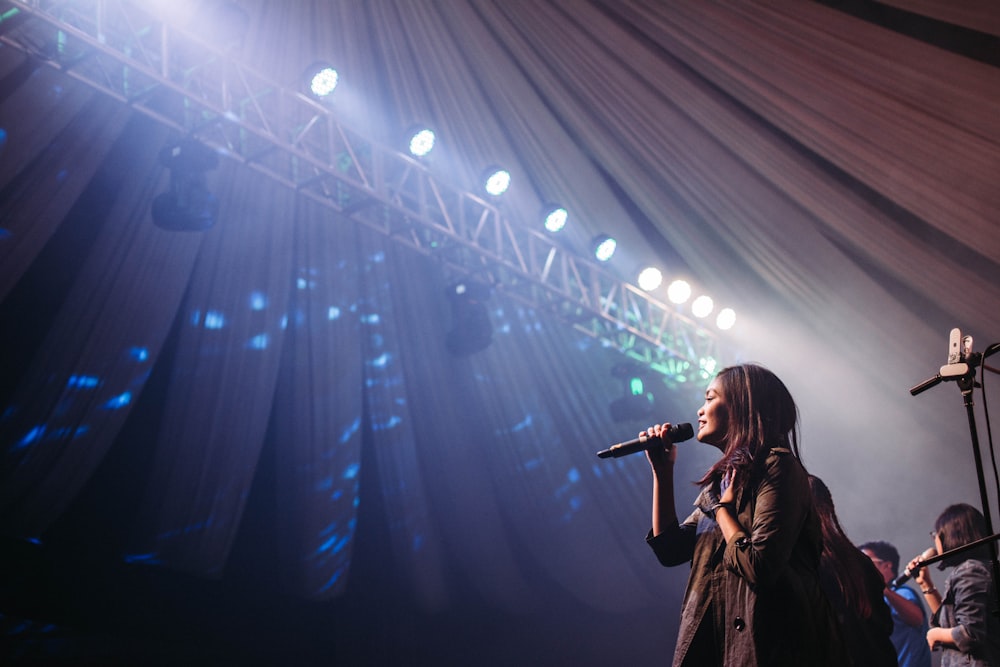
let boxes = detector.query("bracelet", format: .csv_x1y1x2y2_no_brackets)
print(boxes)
712,501,737,517
921,587,938,596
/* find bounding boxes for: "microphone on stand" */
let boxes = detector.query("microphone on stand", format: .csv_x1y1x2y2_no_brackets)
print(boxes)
892,547,938,587
597,423,694,459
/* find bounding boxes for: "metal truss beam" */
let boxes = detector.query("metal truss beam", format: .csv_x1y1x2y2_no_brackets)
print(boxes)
0,0,726,385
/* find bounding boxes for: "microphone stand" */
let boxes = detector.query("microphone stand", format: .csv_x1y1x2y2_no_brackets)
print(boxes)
901,532,1000,581
910,339,1000,613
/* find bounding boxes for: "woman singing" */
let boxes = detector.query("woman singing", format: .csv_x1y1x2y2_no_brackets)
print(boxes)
640,363,844,666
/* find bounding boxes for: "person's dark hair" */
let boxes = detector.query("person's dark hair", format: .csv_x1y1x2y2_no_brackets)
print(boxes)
696,363,800,486
810,475,874,619
935,503,989,567
858,540,900,575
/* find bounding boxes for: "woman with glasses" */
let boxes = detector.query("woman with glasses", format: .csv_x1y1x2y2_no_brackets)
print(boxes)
908,503,1000,666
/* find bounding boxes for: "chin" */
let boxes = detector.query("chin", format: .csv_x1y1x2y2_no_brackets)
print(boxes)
698,432,725,450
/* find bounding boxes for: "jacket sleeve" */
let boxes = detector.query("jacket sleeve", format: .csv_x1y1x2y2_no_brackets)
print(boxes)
646,508,700,567
948,560,994,654
722,451,810,588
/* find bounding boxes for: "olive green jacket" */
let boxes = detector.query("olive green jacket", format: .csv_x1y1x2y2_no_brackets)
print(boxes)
648,448,847,667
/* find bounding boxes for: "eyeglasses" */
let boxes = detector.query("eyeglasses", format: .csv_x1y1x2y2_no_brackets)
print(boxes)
862,554,892,568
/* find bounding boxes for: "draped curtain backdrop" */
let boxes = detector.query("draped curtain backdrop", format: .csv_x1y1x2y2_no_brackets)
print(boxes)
1,0,998,663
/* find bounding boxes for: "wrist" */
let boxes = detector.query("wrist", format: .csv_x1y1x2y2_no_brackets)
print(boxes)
921,587,939,596
652,463,674,476
712,501,736,517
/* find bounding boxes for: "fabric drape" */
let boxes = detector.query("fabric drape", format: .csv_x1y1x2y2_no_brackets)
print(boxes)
0,8,997,658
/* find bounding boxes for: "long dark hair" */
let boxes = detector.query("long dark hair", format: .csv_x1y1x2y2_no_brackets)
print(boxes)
696,363,801,487
810,475,874,618
935,503,989,567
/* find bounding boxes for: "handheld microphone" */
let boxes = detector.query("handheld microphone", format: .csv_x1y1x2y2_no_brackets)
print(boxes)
596,423,694,459
892,547,938,587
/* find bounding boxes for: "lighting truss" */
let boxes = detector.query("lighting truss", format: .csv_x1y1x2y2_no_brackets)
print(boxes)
0,0,726,384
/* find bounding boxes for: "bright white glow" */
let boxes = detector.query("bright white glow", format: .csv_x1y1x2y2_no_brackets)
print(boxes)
145,0,199,25
716,307,736,330
691,295,714,318
408,128,435,157
667,280,691,304
484,169,511,196
310,67,339,97
637,267,663,291
543,207,567,233
594,236,617,262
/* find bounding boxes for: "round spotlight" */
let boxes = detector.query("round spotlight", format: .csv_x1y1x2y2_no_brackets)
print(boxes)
542,204,568,233
716,307,736,330
592,234,617,262
304,62,339,98
636,267,662,291
666,279,691,304
691,295,714,318
482,166,511,196
407,126,435,158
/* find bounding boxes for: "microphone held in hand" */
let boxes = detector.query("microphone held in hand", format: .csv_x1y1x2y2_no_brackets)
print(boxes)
596,423,694,459
892,547,938,587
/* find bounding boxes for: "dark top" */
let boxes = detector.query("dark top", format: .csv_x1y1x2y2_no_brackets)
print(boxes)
819,549,898,666
647,448,847,667
932,558,1000,667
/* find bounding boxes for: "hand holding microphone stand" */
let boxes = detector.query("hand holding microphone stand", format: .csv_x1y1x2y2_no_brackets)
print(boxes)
910,330,1000,613
893,533,1000,588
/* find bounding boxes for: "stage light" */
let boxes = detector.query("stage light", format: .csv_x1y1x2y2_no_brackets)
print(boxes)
541,204,567,233
716,308,736,330
304,62,339,98
667,279,691,304
482,166,510,197
151,139,219,231
592,234,617,262
406,126,435,158
637,266,662,291
445,280,493,356
691,295,714,318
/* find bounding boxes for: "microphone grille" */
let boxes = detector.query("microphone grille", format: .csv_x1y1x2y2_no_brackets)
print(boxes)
674,422,694,442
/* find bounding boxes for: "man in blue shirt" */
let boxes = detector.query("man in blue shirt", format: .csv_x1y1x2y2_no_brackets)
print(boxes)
860,541,932,667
